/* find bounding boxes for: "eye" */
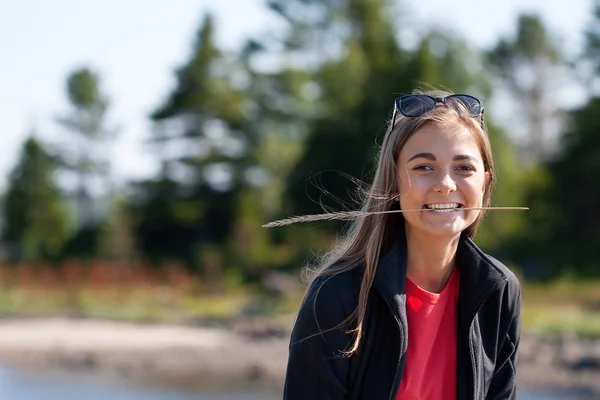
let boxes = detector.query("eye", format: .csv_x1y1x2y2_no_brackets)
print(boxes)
413,165,433,172
457,165,476,172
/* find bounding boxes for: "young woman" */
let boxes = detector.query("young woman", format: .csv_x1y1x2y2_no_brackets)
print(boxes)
283,91,522,400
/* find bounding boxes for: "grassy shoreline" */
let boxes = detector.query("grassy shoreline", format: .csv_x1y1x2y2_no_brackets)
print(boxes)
0,278,599,337
522,279,600,338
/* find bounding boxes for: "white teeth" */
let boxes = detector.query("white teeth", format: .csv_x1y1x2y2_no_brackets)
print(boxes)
426,203,459,210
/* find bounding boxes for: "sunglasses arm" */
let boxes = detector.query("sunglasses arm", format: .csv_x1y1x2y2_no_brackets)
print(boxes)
390,107,398,131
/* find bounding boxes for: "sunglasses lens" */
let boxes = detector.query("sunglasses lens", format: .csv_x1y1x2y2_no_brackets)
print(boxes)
399,95,436,117
452,95,483,117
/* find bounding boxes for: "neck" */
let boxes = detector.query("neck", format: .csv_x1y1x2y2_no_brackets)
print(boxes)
404,226,460,293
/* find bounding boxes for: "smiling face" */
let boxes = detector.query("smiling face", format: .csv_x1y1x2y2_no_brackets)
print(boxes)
397,121,488,239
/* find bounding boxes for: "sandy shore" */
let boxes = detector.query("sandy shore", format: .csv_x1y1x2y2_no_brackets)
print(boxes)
0,317,289,392
0,317,598,394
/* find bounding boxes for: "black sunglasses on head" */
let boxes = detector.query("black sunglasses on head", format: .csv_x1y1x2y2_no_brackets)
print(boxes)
391,94,484,130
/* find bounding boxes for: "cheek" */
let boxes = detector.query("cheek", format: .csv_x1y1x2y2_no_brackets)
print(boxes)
464,177,486,204
397,171,412,201
398,171,423,197
398,177,430,211
397,168,409,190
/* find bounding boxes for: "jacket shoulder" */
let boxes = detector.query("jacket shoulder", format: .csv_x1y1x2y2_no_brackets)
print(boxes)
303,268,360,317
484,254,522,308
464,237,521,303
487,255,520,284
289,268,360,352
285,268,360,398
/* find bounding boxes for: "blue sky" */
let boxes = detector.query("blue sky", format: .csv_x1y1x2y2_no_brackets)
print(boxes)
0,0,593,190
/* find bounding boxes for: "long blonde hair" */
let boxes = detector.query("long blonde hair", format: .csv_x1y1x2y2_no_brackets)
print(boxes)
303,89,496,355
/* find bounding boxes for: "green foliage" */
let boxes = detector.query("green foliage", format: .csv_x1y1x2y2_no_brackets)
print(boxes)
4,0,599,284
134,13,258,285
67,68,103,110
584,1,600,83
501,98,600,278
56,66,115,231
488,14,561,83
542,98,600,271
283,0,492,226
473,121,529,252
2,138,71,261
60,67,111,142
151,14,241,122
227,189,297,281
487,13,564,162
498,14,560,63
254,130,304,218
98,194,138,262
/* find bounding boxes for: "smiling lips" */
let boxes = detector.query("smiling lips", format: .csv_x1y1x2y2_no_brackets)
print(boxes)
423,203,464,212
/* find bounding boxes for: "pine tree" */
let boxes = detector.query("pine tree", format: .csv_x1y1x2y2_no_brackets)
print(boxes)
488,14,565,162
2,137,71,261
134,13,253,287
55,67,116,229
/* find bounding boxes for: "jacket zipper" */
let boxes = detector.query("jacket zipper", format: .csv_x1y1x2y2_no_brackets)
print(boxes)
383,297,406,400
467,279,507,400
469,322,480,400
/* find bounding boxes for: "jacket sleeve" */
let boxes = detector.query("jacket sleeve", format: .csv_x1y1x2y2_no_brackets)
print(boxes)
486,279,522,400
283,275,357,400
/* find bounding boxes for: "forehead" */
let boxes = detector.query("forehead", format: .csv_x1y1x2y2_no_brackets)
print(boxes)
400,122,482,159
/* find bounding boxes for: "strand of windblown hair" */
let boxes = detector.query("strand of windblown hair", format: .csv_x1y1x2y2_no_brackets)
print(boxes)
261,206,529,228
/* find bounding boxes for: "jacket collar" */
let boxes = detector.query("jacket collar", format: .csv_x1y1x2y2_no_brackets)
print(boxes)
372,228,508,324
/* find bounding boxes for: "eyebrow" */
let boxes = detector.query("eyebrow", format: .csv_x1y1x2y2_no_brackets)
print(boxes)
407,153,479,162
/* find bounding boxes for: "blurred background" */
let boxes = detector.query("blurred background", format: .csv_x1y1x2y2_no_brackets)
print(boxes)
1,0,600,399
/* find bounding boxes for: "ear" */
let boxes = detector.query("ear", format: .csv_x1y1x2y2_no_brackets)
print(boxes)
483,171,491,192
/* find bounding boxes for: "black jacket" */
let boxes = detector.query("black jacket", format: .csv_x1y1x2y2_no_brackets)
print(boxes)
283,232,521,400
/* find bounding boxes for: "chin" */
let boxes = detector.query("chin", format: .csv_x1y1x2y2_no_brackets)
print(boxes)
426,226,464,238
408,221,468,239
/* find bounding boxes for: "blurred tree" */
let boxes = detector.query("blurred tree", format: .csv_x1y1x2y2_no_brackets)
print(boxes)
228,189,289,283
488,14,565,162
274,0,491,227
277,0,407,222
2,137,71,262
134,13,255,288
130,176,193,263
207,27,324,282
539,98,600,275
235,36,313,222
55,67,117,230
473,121,530,253
582,0,600,94
98,194,138,263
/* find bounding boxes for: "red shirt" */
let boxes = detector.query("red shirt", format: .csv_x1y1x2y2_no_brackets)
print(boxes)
396,266,460,400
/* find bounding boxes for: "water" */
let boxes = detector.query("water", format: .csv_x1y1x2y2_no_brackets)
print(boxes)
521,388,599,400
0,365,280,400
0,365,596,400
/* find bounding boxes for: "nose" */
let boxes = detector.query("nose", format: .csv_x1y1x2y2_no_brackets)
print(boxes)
433,172,457,195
